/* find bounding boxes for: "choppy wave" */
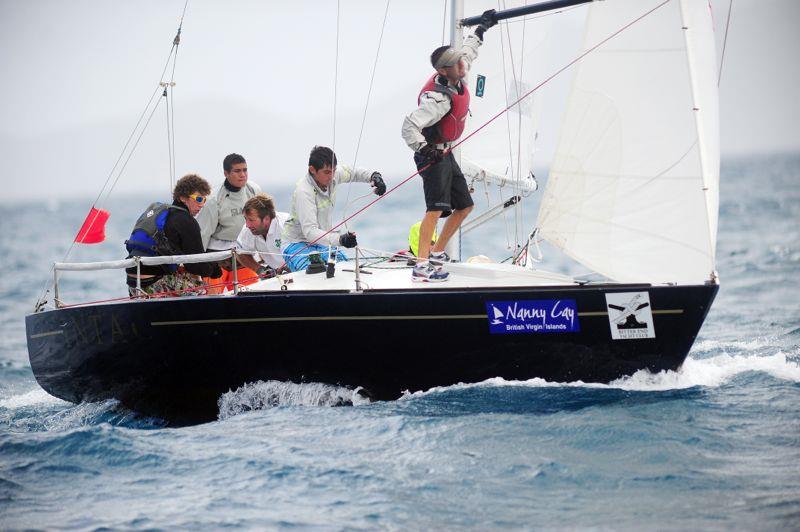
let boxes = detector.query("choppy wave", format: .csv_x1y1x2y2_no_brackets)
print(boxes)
218,380,372,420
0,387,66,410
400,351,800,400
0,388,165,432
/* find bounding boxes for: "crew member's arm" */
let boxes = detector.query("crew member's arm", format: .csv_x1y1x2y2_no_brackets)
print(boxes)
334,165,375,185
168,213,221,277
234,226,264,272
401,92,451,152
460,32,482,71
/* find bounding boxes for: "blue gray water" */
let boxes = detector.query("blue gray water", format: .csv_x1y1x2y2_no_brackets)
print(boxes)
1,154,798,529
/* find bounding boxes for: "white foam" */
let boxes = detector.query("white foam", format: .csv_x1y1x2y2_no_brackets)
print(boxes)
217,380,371,420
41,399,121,431
692,337,775,354
400,352,800,397
0,388,67,409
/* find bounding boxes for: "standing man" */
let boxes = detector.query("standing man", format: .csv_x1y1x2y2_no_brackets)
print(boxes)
282,146,386,272
196,153,263,291
235,193,290,280
401,10,496,282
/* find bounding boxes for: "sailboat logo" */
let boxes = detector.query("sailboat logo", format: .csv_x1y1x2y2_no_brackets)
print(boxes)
608,294,649,329
604,292,656,340
490,305,504,325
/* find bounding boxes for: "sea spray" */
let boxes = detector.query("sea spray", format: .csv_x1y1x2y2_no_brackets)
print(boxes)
218,380,371,420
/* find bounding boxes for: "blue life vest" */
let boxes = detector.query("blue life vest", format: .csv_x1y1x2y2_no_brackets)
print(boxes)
125,202,185,271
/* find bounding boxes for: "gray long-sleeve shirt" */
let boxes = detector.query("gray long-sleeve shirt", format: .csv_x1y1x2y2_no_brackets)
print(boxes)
282,166,375,246
195,181,262,250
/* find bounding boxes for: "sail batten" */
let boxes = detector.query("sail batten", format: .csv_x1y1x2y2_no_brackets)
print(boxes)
536,0,720,284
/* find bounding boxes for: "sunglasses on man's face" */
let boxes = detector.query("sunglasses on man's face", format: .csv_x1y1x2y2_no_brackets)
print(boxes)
189,194,207,204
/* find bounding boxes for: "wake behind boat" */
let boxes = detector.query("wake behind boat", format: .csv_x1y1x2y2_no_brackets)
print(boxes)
25,0,722,424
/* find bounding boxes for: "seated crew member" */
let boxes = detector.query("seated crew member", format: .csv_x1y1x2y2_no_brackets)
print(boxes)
390,221,438,262
408,220,438,257
282,146,386,272
195,153,263,293
234,193,290,281
125,174,221,297
401,10,496,281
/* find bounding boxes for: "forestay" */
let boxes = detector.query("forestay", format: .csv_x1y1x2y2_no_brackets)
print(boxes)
536,0,720,284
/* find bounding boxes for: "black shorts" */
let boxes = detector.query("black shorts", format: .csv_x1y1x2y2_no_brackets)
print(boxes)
414,151,474,218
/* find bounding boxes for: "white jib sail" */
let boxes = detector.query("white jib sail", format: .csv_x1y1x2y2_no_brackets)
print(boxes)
461,0,557,194
536,0,720,284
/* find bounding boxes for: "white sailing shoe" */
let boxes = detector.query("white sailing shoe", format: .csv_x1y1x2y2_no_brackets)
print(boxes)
412,262,450,282
429,251,451,266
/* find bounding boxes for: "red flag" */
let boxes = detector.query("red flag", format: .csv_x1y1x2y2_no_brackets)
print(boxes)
74,207,110,244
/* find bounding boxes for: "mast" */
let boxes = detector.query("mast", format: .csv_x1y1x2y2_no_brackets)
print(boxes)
445,0,464,261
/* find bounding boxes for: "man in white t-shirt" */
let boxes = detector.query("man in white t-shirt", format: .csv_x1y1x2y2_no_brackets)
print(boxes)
235,194,289,279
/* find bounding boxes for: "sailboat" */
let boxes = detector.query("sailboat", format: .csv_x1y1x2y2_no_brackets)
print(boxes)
25,0,720,424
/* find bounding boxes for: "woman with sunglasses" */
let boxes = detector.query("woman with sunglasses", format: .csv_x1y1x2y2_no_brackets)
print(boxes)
124,174,222,297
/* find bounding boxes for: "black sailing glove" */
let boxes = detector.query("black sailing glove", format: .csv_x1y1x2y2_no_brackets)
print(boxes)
370,172,386,196
339,232,358,248
474,9,498,41
256,265,276,279
419,144,444,164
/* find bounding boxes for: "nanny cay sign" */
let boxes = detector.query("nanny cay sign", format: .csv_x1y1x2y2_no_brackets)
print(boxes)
485,299,580,334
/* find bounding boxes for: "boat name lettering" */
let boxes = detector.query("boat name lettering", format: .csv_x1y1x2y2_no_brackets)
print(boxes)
69,314,142,345
486,299,580,335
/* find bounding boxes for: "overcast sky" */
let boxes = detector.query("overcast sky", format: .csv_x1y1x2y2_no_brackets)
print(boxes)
0,0,797,203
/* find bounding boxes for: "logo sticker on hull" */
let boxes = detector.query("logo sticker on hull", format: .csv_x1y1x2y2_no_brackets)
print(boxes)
605,292,656,340
486,299,579,334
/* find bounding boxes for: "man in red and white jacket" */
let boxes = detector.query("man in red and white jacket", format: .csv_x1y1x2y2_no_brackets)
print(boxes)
401,10,497,282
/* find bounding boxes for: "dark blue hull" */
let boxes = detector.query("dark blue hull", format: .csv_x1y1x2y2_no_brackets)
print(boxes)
26,283,718,424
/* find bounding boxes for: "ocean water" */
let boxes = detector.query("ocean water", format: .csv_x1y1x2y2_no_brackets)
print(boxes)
1,153,799,529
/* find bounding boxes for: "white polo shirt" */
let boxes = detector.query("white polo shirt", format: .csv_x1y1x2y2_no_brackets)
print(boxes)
235,212,289,269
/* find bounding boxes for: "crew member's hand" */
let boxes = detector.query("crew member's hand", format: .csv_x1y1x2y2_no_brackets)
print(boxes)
475,9,497,40
276,264,291,275
339,232,358,248
419,144,444,164
370,172,387,196
256,265,276,279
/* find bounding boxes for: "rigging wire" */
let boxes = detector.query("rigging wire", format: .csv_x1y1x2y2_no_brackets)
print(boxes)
441,0,448,46
165,86,174,191
332,0,341,155
340,0,392,231
497,0,526,253
35,1,191,309
717,0,733,87
496,15,516,251
512,1,527,253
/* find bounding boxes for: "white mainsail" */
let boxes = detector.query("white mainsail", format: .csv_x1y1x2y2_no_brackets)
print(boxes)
536,0,720,284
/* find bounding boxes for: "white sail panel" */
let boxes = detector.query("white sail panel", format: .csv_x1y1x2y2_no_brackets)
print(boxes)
461,0,554,186
536,0,720,284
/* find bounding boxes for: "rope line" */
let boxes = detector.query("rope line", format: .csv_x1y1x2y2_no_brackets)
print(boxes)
332,0,340,151
717,0,733,87
340,0,391,231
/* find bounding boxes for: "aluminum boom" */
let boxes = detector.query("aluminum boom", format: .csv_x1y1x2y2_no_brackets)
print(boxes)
460,0,592,27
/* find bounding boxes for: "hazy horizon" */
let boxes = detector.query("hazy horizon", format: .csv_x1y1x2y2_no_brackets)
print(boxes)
1,0,798,203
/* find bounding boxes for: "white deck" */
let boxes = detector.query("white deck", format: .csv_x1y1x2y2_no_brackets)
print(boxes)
236,260,578,294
